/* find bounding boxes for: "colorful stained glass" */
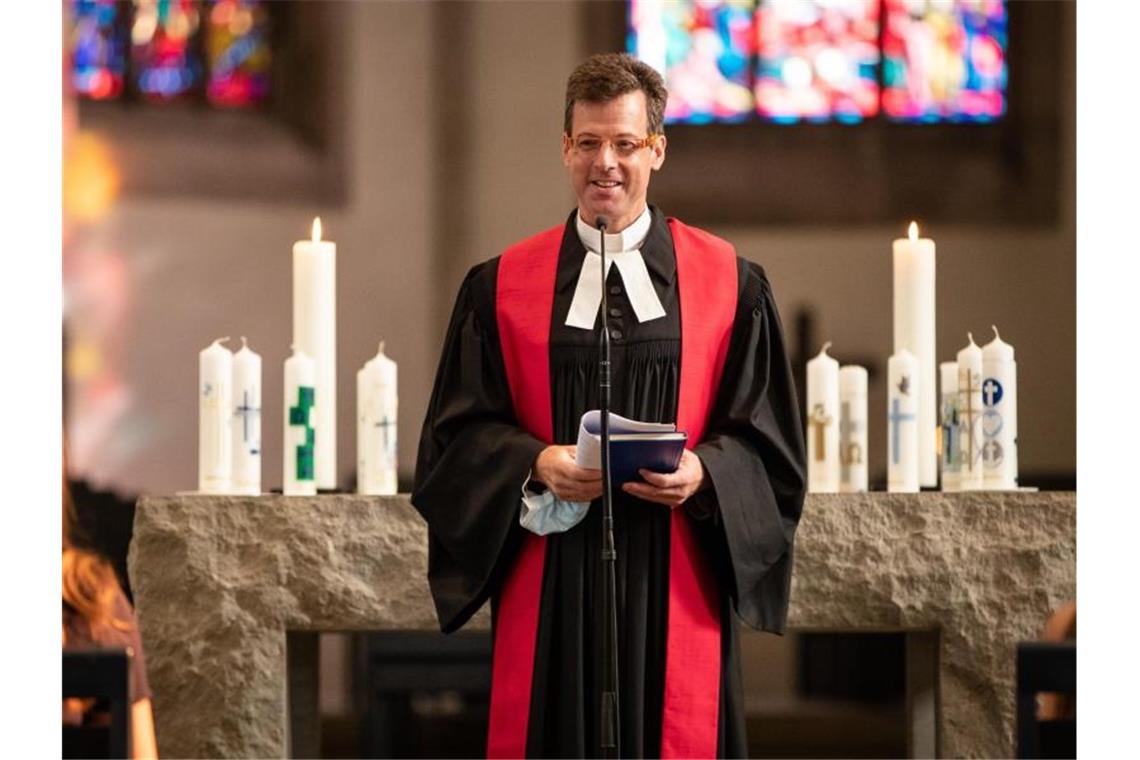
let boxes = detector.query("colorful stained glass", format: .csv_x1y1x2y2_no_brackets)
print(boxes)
881,0,1007,122
205,0,272,107
71,0,128,100
130,0,203,101
754,0,880,123
629,0,756,124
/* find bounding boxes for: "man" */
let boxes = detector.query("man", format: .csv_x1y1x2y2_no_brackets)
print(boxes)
413,53,805,758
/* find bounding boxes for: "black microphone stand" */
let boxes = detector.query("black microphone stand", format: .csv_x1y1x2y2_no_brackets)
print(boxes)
596,216,620,757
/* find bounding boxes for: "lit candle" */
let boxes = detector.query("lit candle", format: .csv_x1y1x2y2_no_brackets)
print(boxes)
293,217,337,490
198,337,232,494
231,337,262,495
956,334,985,491
838,365,868,493
283,345,316,496
806,342,840,493
939,361,961,492
981,326,1018,490
357,341,399,495
893,222,937,487
887,349,919,493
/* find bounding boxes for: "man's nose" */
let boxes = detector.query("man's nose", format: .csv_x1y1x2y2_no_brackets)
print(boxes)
592,140,618,169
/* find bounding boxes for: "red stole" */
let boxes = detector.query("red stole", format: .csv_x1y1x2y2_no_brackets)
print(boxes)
489,219,737,758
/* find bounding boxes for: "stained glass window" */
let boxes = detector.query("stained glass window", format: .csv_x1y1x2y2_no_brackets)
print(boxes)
205,0,272,107
754,0,880,124
72,0,128,101
630,0,756,124
881,0,1007,122
69,0,272,108
628,0,1007,124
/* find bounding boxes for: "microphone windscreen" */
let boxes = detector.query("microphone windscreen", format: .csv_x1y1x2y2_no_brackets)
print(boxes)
595,215,610,230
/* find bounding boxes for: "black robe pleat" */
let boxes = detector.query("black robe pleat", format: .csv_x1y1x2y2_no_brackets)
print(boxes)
413,208,807,758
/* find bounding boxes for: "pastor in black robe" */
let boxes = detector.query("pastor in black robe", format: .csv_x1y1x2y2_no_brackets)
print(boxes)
413,207,806,758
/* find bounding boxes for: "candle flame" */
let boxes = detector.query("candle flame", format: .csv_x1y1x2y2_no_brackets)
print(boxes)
908,221,918,242
311,216,322,242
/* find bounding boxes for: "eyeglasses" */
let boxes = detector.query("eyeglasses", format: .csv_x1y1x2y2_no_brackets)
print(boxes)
568,133,660,158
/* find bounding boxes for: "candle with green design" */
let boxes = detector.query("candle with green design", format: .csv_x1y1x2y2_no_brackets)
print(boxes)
284,345,316,496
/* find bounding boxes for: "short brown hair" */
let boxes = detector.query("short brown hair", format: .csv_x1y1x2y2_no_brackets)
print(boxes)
563,53,668,136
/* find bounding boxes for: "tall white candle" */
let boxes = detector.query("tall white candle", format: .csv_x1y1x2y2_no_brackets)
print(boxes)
893,222,937,487
293,217,337,490
284,346,317,496
838,365,868,493
957,334,985,491
357,341,399,495
806,342,840,493
199,337,232,493
981,326,1018,490
939,361,961,492
887,349,919,493
231,337,262,495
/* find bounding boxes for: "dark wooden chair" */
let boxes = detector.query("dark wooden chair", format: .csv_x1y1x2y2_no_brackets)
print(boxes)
1016,641,1076,759
63,649,129,759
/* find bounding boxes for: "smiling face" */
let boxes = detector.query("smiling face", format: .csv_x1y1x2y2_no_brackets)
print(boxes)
561,91,667,233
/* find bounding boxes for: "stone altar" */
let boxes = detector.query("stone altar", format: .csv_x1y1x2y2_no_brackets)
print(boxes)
129,492,1075,758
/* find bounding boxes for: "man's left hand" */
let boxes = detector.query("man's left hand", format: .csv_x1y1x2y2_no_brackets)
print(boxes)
621,449,708,508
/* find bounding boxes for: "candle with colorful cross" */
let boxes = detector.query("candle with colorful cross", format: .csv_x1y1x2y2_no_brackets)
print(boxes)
199,337,233,493
892,221,937,488
939,361,961,492
283,345,317,496
231,337,262,495
293,216,337,490
887,349,919,493
806,342,840,493
838,365,868,493
981,326,1018,490
956,334,984,491
357,341,399,495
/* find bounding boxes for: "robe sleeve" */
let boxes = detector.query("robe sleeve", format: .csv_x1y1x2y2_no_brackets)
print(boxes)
411,261,548,633
692,259,807,634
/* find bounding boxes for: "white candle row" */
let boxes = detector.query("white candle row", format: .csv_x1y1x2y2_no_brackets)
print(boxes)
198,339,397,495
805,328,1018,493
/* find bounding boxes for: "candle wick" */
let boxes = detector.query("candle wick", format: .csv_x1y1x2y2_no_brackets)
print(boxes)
241,336,248,349
217,336,231,348
379,340,386,356
967,331,975,347
991,325,1001,342
821,341,832,356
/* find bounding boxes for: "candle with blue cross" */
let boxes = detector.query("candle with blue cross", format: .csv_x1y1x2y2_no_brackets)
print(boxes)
939,361,962,492
231,337,262,495
888,349,919,493
981,326,1018,490
284,345,317,496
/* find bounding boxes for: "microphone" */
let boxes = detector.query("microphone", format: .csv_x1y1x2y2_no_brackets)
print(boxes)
596,215,610,231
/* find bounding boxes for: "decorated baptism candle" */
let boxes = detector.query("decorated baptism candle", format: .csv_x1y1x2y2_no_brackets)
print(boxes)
838,365,868,493
981,326,1018,490
357,342,398,495
283,346,317,496
199,337,232,493
231,337,262,495
939,361,961,492
293,217,337,489
806,343,840,493
956,334,984,491
887,349,919,493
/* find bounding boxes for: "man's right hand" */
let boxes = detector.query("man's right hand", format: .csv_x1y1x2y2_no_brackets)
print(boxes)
532,445,603,502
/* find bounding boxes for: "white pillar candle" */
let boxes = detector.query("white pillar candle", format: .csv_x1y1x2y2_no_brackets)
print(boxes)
199,337,233,493
981,326,1018,490
357,341,399,495
956,334,985,491
293,217,337,490
231,337,262,495
838,365,868,493
806,342,840,493
284,346,317,496
939,361,961,493
893,222,937,487
887,349,920,493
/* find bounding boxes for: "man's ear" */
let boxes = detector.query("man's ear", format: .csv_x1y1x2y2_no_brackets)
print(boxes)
651,134,667,171
561,133,573,168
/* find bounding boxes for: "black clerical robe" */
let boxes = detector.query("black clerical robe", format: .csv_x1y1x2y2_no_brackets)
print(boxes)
413,208,806,759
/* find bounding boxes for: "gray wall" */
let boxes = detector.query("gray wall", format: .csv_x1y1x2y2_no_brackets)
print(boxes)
65,1,1074,495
